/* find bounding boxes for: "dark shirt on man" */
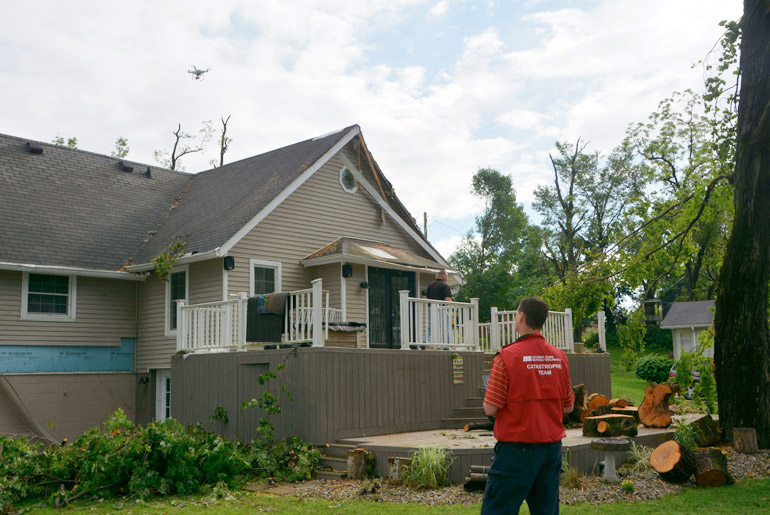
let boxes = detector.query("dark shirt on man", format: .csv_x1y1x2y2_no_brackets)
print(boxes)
426,279,452,301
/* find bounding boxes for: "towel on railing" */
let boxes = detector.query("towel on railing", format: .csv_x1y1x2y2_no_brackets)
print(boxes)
267,292,288,315
255,294,270,314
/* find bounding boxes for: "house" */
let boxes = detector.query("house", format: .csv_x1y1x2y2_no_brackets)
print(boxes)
0,126,458,439
660,300,715,361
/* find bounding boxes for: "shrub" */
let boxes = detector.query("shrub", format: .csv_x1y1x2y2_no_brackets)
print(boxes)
672,419,699,449
634,355,674,383
621,480,635,493
644,325,673,353
403,447,453,489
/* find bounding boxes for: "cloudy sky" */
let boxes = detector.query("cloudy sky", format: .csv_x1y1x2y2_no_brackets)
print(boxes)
1,0,741,257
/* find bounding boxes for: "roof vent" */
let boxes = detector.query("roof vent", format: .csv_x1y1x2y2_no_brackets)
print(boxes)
118,161,133,172
26,142,43,154
145,167,152,178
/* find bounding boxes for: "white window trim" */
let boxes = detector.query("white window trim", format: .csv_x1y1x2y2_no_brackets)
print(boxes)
20,272,77,322
165,265,189,337
339,166,359,193
154,368,171,422
249,259,282,296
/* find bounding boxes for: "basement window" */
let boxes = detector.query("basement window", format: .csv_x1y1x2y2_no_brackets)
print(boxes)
21,273,77,321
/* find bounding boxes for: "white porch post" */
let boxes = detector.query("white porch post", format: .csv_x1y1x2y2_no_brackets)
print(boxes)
490,306,499,352
565,308,574,352
470,298,480,351
399,290,410,350
597,310,606,352
312,279,324,347
237,292,248,351
176,299,186,352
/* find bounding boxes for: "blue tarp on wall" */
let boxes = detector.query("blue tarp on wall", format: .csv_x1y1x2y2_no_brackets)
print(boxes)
0,338,134,373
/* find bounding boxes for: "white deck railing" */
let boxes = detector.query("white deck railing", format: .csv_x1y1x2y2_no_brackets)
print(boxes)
399,291,480,350
284,279,330,346
176,292,248,352
479,307,574,353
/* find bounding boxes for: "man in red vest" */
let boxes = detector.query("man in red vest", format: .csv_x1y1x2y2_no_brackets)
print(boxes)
481,297,574,514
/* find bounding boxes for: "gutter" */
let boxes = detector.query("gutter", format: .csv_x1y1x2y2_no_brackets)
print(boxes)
0,262,144,281
124,248,222,272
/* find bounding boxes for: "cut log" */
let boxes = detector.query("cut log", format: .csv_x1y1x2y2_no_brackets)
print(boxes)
463,476,486,492
594,405,612,417
695,448,734,487
691,414,721,447
583,393,610,422
470,465,491,475
650,440,697,483
583,414,637,437
733,427,759,454
638,383,677,428
611,406,640,422
464,421,494,432
609,398,630,408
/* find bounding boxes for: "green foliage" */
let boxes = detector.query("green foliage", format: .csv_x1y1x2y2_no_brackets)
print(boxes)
621,480,635,493
634,355,674,383
0,409,252,512
52,135,78,148
671,419,699,449
111,137,130,158
560,450,583,489
644,324,673,353
209,406,229,425
617,310,646,371
403,447,453,490
622,442,653,474
152,240,186,282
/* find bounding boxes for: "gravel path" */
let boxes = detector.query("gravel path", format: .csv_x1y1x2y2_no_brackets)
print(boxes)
287,448,769,507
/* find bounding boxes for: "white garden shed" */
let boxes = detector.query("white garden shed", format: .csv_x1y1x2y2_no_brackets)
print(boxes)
661,300,715,361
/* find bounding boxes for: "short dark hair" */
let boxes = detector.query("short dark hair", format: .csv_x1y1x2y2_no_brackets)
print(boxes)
518,297,549,330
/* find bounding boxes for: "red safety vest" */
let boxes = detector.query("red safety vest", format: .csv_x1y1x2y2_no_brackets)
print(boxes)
494,333,572,443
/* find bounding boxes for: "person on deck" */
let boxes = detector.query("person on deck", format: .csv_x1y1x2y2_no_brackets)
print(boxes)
481,297,574,515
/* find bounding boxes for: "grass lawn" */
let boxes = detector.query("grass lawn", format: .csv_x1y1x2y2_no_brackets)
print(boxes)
21,478,770,514
606,343,651,405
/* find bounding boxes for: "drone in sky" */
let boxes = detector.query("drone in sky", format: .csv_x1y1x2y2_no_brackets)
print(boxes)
188,66,210,80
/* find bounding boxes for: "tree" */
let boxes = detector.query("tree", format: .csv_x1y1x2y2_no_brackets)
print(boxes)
52,135,78,148
450,168,544,317
110,137,129,159
714,1,770,447
211,115,232,168
154,122,213,171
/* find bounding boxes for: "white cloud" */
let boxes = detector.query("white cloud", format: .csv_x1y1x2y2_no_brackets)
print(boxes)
0,0,743,238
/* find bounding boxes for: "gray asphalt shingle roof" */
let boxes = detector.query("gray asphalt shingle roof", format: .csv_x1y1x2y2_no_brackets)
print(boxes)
660,300,715,328
0,134,191,270
0,126,357,271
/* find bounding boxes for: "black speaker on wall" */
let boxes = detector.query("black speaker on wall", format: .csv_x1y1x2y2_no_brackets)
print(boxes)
223,256,235,270
342,264,353,278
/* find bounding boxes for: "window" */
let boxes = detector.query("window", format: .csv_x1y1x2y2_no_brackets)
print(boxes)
339,167,358,193
21,273,76,321
165,265,188,336
249,259,282,296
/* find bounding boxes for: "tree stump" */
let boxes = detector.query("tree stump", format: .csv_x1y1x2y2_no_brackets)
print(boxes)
591,438,631,482
581,393,609,422
387,456,411,483
691,414,721,447
638,383,677,428
565,384,587,424
348,448,370,480
583,414,637,437
650,440,697,483
695,448,734,487
611,406,640,422
733,427,759,454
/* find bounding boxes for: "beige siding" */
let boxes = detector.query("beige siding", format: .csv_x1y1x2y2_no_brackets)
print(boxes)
228,150,436,324
345,263,367,322
0,373,135,440
135,260,223,371
0,270,137,347
315,263,341,310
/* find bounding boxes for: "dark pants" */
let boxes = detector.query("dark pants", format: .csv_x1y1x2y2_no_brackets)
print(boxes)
480,440,562,515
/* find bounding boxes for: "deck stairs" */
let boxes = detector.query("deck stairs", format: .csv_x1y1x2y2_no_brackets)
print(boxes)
313,354,495,479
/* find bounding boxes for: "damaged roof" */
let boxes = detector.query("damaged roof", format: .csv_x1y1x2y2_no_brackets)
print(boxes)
1,125,437,273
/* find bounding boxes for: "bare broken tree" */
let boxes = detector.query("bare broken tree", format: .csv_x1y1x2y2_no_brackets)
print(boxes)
213,115,232,168
154,123,212,171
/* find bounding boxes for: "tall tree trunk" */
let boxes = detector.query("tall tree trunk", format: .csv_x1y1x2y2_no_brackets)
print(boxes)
714,0,770,448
